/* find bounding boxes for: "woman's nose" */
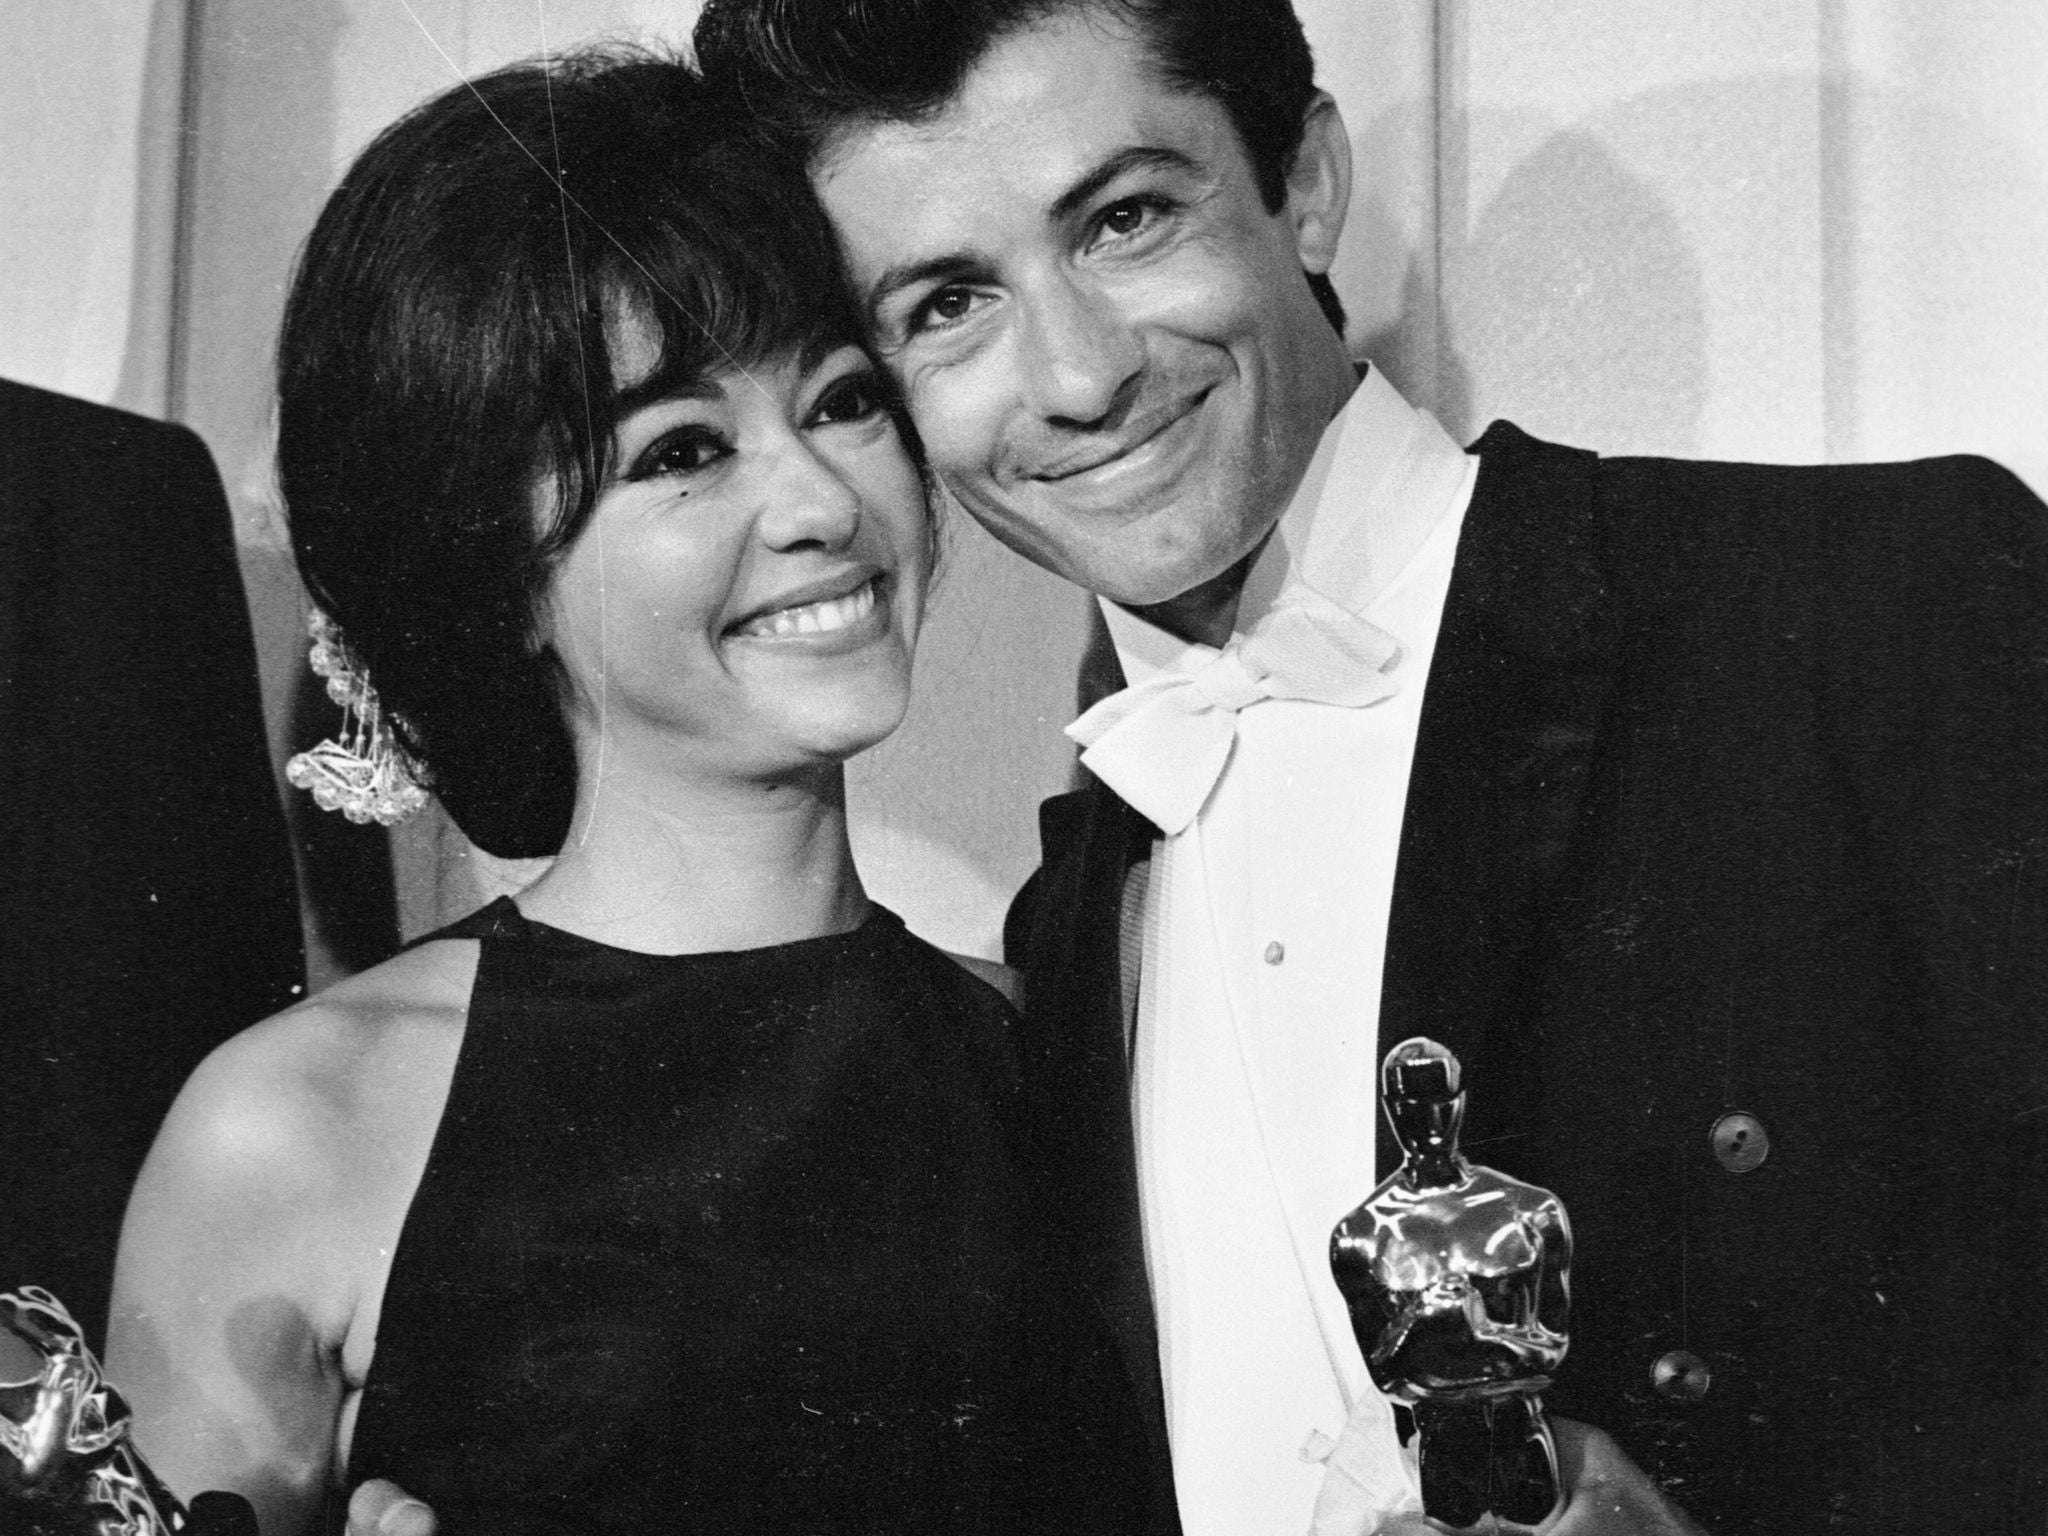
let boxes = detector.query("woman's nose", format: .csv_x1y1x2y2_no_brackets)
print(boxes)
755,440,864,551
1021,276,1142,428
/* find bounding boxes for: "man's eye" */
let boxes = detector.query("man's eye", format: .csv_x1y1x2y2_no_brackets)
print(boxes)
632,429,727,479
909,285,981,335
811,371,889,426
1091,197,1169,250
1101,199,1149,235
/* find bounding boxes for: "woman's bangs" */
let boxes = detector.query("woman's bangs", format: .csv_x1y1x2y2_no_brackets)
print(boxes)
605,214,845,395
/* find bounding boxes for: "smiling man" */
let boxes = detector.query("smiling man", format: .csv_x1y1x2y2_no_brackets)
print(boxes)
678,2,2048,1534
760,11,1500,1532
811,21,1352,643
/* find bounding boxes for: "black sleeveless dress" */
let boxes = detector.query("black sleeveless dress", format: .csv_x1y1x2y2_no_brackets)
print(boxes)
344,899,1148,1534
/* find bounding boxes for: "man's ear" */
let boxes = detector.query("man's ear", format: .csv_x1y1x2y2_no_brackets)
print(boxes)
1286,91,1352,277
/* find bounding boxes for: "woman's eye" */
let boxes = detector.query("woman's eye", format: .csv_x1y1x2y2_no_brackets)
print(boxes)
632,428,728,480
812,372,889,426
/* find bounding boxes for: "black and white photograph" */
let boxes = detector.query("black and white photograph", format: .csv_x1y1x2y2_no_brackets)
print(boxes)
4,3,2044,1532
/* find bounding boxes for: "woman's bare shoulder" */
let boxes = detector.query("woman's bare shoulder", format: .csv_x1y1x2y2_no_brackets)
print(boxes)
201,938,474,1126
311,932,480,1032
129,937,481,1252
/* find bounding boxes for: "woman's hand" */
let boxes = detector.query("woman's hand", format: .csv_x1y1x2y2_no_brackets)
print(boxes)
346,1479,439,1536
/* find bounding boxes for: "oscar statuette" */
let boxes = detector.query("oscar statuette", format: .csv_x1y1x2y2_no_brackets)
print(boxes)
1329,1039,1570,1531
2,1287,253,1536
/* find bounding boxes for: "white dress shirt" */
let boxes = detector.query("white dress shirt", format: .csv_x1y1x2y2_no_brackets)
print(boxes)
1075,368,1478,1534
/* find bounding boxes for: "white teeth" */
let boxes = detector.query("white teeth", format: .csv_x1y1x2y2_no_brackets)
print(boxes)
738,579,878,639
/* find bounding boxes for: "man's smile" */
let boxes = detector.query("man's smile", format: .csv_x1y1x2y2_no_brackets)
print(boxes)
1010,389,1215,517
1026,389,1210,481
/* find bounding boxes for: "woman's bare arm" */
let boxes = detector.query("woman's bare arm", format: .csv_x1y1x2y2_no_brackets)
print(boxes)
107,1008,365,1535
107,942,473,1536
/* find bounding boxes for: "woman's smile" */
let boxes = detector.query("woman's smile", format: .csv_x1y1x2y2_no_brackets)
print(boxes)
730,570,888,642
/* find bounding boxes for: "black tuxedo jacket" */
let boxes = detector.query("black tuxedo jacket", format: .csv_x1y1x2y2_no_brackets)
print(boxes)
0,380,303,1349
1007,421,2048,1534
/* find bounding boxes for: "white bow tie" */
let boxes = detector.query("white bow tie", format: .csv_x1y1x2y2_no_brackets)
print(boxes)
1066,587,1403,835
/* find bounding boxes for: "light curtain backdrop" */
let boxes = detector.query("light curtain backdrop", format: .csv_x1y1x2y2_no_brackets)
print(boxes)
6,0,2045,973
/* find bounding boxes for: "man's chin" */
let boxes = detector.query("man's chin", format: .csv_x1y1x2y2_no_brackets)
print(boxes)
951,486,1267,622
1105,542,1266,648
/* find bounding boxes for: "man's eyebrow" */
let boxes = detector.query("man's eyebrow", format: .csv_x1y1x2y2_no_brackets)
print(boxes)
1048,145,1200,223
866,251,981,328
863,145,1203,325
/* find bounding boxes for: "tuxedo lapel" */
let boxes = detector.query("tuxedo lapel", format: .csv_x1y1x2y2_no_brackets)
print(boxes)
1380,423,1617,1176
1011,778,1179,1529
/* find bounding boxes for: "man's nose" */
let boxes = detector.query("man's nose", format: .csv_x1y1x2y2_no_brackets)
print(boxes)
755,440,863,550
1019,275,1142,428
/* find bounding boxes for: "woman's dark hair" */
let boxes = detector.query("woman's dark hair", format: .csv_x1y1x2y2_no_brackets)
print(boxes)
278,49,871,857
693,0,1344,332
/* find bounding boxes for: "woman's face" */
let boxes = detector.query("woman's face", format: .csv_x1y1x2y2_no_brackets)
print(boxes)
540,329,930,791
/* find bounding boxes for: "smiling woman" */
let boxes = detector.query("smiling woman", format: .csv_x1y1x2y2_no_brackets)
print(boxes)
102,48,1150,1536
538,335,927,810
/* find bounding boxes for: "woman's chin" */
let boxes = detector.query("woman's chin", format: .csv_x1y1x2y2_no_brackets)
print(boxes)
726,682,912,781
581,647,915,791
719,640,916,764
798,692,914,767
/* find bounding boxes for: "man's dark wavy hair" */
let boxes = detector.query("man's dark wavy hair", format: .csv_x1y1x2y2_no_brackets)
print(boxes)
693,0,1345,333
278,50,874,858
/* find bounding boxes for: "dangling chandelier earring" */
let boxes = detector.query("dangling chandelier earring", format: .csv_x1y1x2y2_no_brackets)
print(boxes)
284,609,429,826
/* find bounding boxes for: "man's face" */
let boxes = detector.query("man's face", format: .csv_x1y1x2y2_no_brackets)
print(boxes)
814,8,1354,610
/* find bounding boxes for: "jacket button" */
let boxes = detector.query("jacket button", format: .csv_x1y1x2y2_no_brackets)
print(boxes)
1710,1111,1770,1173
1651,1349,1712,1402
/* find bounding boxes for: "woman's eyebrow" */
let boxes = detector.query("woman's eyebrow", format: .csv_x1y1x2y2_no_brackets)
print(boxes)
612,371,721,420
